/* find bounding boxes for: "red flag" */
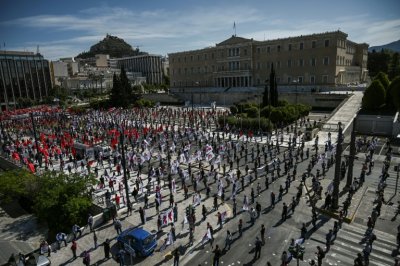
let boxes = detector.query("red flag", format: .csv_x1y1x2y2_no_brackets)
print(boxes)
28,163,35,173
12,152,20,161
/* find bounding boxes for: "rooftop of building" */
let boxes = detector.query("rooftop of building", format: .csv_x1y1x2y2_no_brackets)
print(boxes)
169,30,368,56
0,50,45,60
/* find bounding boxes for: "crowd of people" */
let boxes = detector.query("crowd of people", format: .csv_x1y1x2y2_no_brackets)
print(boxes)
1,105,398,265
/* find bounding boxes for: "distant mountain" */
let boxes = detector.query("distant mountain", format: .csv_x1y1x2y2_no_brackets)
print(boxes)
369,40,400,52
76,34,147,59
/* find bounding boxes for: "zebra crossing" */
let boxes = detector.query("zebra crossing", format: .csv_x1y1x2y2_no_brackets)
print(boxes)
305,220,398,266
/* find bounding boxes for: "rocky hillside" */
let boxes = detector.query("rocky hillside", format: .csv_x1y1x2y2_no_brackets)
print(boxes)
76,34,147,58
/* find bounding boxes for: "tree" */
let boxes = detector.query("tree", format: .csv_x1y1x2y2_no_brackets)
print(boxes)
110,72,122,107
374,72,390,91
388,52,400,81
387,76,400,110
0,170,95,234
362,80,386,110
367,49,391,78
263,82,269,106
269,63,278,107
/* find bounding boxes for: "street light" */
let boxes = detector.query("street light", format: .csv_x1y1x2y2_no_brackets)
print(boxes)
118,126,131,213
223,87,232,131
332,122,343,210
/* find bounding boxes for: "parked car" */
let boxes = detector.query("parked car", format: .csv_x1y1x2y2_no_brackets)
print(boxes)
117,228,157,257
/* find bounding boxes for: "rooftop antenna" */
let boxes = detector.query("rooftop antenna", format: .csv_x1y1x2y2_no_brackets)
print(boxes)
36,45,40,54
233,21,236,37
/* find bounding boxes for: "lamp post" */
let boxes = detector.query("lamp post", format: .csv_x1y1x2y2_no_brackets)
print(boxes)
332,122,343,210
223,87,232,132
30,113,40,154
118,126,131,212
346,117,357,189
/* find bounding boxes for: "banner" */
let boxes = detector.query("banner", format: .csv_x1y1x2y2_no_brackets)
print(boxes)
161,209,174,226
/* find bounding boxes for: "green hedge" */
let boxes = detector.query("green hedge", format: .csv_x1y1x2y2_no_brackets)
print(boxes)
219,116,273,132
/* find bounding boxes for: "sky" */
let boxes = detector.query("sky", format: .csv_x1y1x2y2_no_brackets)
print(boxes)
1,0,400,60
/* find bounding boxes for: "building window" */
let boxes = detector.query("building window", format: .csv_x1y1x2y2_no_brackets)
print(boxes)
288,44,292,51
323,75,328,83
299,59,304,67
277,61,281,68
323,56,329,66
212,65,215,72
257,62,261,70
204,54,207,60
204,66,208,73
300,42,304,50
287,59,292,68
198,67,201,73
172,58,175,63
298,76,303,83
287,77,291,84
190,56,193,61
178,58,180,63
325,39,330,47
257,78,260,85
267,47,270,53
257,47,261,54
244,49,247,56
312,41,316,48
310,76,315,84
277,45,281,52
277,77,281,83
311,58,316,67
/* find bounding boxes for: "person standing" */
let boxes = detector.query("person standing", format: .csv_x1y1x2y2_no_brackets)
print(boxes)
173,248,180,266
282,203,288,221
212,245,221,266
114,219,122,235
238,219,243,237
316,246,325,266
254,237,262,260
139,207,145,224
270,191,276,208
281,251,288,266
87,214,94,232
71,240,77,259
260,224,266,245
103,239,110,259
224,230,232,250
93,231,98,249
82,250,90,266
56,232,67,249
202,205,207,221
173,203,178,222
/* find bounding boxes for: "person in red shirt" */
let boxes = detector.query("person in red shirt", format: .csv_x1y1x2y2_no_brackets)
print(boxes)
115,194,120,209
71,240,77,259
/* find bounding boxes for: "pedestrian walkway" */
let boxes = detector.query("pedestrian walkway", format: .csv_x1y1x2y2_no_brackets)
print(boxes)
318,92,363,144
305,220,397,266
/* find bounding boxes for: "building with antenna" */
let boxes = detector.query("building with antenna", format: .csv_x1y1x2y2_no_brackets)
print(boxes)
168,30,368,91
0,50,52,110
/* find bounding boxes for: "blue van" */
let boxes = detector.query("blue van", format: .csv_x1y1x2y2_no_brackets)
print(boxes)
117,228,157,257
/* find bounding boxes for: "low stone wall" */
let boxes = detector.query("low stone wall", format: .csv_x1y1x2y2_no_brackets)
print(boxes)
171,91,347,109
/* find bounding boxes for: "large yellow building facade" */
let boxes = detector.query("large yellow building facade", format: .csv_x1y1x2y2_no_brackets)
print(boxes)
168,31,368,90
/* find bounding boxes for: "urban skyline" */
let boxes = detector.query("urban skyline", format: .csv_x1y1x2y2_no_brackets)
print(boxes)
1,0,399,60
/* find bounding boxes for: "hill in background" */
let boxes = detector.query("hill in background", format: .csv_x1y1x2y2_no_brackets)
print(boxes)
76,34,147,59
369,40,400,52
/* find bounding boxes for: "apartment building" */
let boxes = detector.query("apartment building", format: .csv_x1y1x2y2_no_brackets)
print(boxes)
0,50,52,110
168,31,368,90
116,54,164,85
